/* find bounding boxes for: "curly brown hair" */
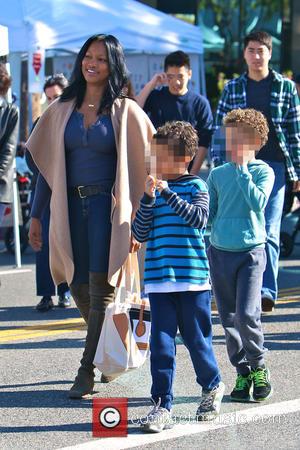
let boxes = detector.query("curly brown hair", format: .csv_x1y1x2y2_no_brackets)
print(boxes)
155,121,198,157
0,63,12,96
223,108,269,147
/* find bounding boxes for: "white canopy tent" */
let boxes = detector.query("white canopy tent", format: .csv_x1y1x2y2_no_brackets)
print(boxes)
1,0,206,96
2,0,204,54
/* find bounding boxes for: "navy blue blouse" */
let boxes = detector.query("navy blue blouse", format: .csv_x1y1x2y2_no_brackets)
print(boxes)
31,111,117,219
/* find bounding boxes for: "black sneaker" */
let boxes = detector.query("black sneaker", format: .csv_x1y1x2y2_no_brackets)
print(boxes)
58,291,71,308
230,374,252,402
36,296,54,312
251,367,273,401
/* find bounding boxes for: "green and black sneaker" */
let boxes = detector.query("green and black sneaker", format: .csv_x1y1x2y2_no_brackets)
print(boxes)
230,374,252,402
251,367,273,402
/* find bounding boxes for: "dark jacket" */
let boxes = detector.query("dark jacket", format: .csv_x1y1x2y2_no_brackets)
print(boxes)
25,117,39,193
0,97,19,203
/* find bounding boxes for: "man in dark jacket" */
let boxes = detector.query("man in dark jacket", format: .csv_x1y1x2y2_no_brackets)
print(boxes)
0,63,19,226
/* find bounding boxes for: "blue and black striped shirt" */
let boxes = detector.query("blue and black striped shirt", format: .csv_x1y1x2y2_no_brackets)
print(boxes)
132,174,210,286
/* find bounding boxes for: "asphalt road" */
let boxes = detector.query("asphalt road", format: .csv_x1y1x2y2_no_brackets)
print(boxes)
0,240,299,450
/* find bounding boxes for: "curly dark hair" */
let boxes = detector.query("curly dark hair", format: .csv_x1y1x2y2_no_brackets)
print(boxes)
223,108,269,147
155,121,198,157
0,63,12,95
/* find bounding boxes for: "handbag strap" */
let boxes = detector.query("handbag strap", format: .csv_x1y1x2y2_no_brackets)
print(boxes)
129,252,141,302
116,266,124,288
114,252,142,305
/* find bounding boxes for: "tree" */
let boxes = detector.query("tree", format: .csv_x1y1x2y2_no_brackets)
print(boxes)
198,0,287,70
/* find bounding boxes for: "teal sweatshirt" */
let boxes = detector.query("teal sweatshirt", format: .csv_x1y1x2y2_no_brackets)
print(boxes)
207,160,275,251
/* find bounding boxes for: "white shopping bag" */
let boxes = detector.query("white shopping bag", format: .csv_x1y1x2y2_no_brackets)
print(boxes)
94,253,151,376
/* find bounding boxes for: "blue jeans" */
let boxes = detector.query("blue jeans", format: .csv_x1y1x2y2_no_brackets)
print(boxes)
36,203,69,297
149,290,221,411
68,192,112,285
262,161,286,302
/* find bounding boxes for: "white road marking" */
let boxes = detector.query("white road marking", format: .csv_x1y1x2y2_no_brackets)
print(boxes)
60,398,300,450
0,269,32,275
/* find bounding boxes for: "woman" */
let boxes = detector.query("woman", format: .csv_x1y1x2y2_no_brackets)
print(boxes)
27,34,155,398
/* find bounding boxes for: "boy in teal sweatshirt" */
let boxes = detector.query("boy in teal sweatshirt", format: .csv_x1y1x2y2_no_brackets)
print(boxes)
207,108,275,402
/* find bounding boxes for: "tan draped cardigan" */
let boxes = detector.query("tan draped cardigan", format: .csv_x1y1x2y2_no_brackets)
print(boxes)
26,97,155,286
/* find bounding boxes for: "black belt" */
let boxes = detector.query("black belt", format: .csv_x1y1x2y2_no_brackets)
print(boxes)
69,185,108,199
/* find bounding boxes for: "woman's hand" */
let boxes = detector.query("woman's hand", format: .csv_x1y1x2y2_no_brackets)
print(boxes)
130,236,141,253
145,175,156,197
29,217,42,251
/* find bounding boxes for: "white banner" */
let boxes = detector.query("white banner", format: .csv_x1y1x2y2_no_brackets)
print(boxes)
52,52,201,96
53,55,76,81
126,54,149,95
126,53,200,95
0,25,9,56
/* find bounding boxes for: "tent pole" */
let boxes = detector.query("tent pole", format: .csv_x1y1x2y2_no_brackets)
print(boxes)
199,53,206,96
12,162,21,268
6,61,22,267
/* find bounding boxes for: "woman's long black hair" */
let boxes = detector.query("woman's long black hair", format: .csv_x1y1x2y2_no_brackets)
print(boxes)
60,34,129,114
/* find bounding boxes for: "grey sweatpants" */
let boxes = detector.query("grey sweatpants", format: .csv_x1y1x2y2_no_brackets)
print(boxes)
208,245,266,374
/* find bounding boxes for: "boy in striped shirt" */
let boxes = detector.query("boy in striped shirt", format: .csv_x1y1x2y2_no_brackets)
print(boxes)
132,121,224,432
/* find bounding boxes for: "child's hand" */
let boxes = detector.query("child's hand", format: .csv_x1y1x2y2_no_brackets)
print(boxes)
145,175,156,197
235,154,247,166
239,153,255,166
129,236,141,253
156,179,168,193
230,149,255,166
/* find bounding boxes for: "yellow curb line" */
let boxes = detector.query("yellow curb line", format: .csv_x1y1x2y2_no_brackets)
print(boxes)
276,297,300,303
0,318,86,343
278,286,300,294
0,318,85,335
0,327,85,342
0,289,299,343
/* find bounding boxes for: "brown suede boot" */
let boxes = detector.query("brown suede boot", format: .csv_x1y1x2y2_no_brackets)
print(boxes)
69,273,115,399
69,283,90,324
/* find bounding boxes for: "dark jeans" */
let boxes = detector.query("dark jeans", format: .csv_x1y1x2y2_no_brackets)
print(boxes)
283,180,300,215
68,192,112,285
262,161,286,302
149,290,221,411
36,203,69,297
